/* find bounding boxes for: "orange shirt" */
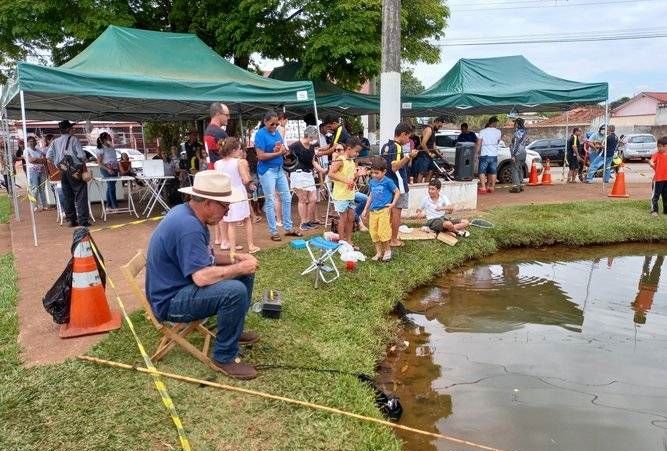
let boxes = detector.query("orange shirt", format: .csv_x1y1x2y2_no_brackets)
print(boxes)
651,151,667,182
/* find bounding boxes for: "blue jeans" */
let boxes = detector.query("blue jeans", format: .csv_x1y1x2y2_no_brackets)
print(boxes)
259,167,293,235
100,167,118,209
165,275,254,364
354,192,368,223
587,154,614,183
28,171,47,208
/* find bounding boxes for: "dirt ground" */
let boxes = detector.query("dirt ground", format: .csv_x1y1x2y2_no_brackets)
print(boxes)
4,171,654,366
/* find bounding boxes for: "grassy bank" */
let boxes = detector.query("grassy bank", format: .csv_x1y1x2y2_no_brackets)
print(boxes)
1,199,666,451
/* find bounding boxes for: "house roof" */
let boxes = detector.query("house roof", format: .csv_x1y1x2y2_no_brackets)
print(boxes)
532,107,605,127
643,92,667,103
612,91,667,114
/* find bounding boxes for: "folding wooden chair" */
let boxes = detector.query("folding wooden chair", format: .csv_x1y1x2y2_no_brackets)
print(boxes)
120,250,215,367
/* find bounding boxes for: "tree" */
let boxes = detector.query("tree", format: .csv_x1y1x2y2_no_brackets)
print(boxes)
401,69,425,96
609,96,631,110
0,0,449,88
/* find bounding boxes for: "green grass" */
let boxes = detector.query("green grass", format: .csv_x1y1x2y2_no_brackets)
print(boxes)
0,194,10,223
1,199,666,451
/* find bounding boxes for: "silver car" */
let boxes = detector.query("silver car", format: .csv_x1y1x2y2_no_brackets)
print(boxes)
434,130,543,184
619,134,656,161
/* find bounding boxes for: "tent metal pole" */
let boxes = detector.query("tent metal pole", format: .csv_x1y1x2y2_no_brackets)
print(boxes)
19,90,38,247
141,122,147,158
563,109,569,182
602,101,609,192
239,109,245,147
1,109,20,221
313,99,320,126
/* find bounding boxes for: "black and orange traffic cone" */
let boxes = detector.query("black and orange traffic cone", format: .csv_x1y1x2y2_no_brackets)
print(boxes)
608,163,630,198
527,160,541,186
541,159,553,185
60,236,122,338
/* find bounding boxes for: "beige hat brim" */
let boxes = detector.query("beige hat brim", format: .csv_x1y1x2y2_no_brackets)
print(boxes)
178,185,247,204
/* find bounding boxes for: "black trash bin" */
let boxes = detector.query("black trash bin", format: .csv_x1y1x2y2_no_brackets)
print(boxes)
454,142,475,181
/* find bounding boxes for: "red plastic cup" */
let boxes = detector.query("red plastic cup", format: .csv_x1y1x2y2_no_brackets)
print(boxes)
345,260,357,271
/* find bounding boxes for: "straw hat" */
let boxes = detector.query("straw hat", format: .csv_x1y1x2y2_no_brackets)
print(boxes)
179,170,246,203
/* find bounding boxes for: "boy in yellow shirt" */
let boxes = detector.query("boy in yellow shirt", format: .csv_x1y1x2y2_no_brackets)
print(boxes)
329,138,362,246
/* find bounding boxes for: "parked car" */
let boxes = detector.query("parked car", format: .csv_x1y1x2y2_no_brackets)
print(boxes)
434,130,543,184
525,138,566,165
618,134,656,161
83,146,145,169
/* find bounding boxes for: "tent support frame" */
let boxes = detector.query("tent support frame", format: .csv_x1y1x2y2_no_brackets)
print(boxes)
19,90,39,246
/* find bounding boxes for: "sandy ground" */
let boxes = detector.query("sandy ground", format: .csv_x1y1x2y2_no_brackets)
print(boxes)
4,161,655,366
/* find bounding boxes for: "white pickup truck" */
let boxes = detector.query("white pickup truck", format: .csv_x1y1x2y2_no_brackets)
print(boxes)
434,130,543,183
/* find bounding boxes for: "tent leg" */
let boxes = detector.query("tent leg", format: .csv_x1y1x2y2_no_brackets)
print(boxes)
563,110,568,183
603,101,609,192
19,90,38,247
141,123,147,158
239,109,245,147
312,99,320,126
1,112,20,221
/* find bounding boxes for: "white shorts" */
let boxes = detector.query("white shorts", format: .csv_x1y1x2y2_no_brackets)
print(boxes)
290,170,316,192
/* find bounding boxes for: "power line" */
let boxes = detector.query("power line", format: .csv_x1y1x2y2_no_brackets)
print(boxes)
451,0,660,12
437,27,667,46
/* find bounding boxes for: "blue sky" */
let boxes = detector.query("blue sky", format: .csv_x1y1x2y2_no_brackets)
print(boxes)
412,0,667,100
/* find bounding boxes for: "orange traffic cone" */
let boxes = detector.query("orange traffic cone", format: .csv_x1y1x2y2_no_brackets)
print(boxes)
541,159,553,185
60,236,122,338
608,163,630,198
527,160,541,186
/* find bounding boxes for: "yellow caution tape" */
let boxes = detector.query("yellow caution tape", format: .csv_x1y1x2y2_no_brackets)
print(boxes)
88,238,192,451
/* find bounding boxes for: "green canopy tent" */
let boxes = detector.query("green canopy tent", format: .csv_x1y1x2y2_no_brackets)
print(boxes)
269,62,380,116
401,55,608,116
0,26,317,246
1,26,316,122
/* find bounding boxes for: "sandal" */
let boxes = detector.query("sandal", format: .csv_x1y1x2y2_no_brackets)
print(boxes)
248,246,261,254
270,234,282,242
253,216,263,223
285,229,303,237
221,245,243,251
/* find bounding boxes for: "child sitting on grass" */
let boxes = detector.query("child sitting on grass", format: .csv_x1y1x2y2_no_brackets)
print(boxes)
329,137,362,247
649,136,667,216
362,157,399,262
416,178,470,237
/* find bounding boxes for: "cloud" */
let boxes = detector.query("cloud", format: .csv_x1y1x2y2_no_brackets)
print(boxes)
413,1,667,100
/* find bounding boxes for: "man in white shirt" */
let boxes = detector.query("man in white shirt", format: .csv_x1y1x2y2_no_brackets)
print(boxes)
475,116,502,194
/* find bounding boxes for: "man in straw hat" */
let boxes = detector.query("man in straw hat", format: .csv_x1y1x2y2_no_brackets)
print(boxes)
146,170,260,379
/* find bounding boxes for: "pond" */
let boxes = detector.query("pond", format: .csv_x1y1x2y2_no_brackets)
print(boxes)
380,243,667,451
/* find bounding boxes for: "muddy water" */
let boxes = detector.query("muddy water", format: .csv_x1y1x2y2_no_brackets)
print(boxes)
382,244,667,451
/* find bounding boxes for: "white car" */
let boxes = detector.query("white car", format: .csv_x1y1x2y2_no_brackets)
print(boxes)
83,146,145,169
434,129,543,184
618,134,656,161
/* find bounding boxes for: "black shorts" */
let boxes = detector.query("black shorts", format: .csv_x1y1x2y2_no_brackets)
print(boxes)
426,216,461,232
566,155,580,170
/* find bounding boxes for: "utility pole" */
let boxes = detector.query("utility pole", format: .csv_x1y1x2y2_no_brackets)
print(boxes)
380,0,401,147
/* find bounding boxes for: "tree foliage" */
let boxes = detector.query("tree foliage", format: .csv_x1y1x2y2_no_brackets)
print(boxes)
401,69,425,95
0,0,449,88
609,96,631,110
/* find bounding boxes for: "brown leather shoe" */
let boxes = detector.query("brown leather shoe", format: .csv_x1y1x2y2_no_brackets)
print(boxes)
212,357,257,380
239,330,260,345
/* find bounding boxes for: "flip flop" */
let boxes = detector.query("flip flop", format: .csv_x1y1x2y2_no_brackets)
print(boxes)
285,230,303,237
221,245,244,251
248,246,261,254
270,235,282,242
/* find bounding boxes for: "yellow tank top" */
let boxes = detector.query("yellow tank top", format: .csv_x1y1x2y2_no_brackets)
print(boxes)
332,155,356,201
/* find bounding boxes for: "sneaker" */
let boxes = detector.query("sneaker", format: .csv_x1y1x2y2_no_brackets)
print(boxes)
307,222,320,229
211,357,257,380
276,221,283,227
457,230,471,238
300,223,313,231
509,187,520,193
652,212,659,217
